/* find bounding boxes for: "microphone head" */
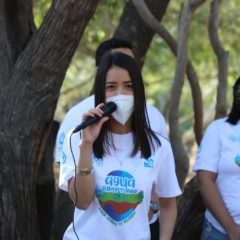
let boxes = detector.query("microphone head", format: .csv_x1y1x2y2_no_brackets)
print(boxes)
104,102,117,115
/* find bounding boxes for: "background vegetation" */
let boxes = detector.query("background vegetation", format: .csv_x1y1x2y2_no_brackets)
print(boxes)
1,0,239,239
33,0,240,163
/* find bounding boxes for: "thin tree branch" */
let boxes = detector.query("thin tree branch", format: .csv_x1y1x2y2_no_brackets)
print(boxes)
114,0,170,67
60,75,94,95
131,0,203,144
208,0,228,119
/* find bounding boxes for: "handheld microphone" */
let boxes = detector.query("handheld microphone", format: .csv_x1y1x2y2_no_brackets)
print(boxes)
72,102,117,133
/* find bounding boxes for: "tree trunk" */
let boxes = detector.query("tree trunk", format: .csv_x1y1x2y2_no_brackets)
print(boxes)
52,190,75,240
172,177,205,240
0,0,35,87
0,1,100,239
208,0,228,119
114,0,170,67
172,2,228,237
130,0,203,147
36,121,59,240
169,0,207,187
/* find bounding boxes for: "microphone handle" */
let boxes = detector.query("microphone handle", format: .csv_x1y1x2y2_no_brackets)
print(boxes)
72,102,116,134
72,115,101,133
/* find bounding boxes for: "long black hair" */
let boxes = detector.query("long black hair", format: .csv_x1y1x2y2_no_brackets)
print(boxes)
227,77,240,125
93,51,161,159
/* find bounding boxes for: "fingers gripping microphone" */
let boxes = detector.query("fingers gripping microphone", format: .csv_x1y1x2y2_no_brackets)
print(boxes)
72,102,117,133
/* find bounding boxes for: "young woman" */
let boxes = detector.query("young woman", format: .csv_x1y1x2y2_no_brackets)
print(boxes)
193,77,240,240
59,52,181,240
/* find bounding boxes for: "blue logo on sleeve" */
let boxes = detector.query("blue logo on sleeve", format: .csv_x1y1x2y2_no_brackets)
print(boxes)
92,155,103,166
59,133,65,145
61,152,67,164
144,158,153,168
228,135,240,143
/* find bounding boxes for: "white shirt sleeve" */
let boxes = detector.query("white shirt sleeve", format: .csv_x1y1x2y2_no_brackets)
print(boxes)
55,95,95,163
193,121,220,173
59,130,80,191
146,104,168,139
55,113,75,163
155,140,182,197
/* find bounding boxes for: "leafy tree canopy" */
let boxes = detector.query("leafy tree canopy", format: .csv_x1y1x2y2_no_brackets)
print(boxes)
34,0,240,134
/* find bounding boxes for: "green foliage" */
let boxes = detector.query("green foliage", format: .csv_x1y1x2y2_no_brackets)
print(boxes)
144,0,240,134
33,0,52,28
33,0,240,134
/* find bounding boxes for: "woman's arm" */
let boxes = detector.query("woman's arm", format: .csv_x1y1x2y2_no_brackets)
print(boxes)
68,141,95,209
159,197,177,240
68,104,109,209
197,170,240,239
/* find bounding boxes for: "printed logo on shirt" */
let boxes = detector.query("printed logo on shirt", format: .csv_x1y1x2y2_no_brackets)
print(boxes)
235,154,240,167
59,132,65,145
228,134,240,143
144,158,153,168
92,155,103,166
96,170,143,226
61,152,67,164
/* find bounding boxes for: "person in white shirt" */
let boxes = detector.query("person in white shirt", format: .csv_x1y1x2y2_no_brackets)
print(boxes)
193,77,240,240
59,51,181,240
55,38,168,240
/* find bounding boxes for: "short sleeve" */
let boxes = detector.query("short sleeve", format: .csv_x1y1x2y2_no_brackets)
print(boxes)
59,130,80,191
146,104,168,139
193,121,220,173
55,117,73,163
55,95,95,163
155,141,181,198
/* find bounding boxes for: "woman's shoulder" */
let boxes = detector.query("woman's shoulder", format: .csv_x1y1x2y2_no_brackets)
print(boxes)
209,117,228,127
152,134,172,155
205,117,230,134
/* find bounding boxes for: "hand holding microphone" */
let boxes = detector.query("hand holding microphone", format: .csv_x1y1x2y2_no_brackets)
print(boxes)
73,102,117,133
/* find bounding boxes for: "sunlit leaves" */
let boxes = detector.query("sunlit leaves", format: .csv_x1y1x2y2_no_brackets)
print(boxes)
33,0,240,126
33,0,52,28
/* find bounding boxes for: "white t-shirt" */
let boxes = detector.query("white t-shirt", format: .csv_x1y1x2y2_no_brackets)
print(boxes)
55,95,168,163
193,118,240,233
59,132,181,240
56,95,168,225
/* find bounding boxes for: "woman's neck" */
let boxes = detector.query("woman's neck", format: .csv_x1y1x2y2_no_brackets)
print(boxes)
109,117,133,134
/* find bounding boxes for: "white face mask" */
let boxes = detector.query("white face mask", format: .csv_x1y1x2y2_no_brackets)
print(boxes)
106,95,134,125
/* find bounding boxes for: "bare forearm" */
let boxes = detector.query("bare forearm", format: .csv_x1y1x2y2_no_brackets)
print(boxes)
68,142,95,209
159,198,177,240
197,172,235,235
